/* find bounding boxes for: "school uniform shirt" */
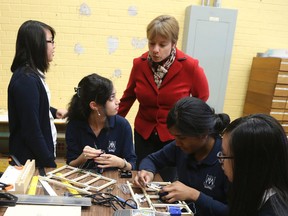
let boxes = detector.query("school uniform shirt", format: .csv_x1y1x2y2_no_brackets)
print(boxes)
66,115,137,170
119,48,209,142
139,137,229,216
8,67,56,167
38,70,57,157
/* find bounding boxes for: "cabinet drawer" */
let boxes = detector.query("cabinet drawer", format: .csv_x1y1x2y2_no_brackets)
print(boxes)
272,97,287,109
282,124,288,133
283,112,288,121
269,109,288,121
274,85,288,97
280,59,288,72
277,72,288,84
270,110,284,121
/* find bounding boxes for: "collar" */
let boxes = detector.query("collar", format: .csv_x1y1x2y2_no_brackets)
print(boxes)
187,136,222,167
262,188,276,204
77,116,116,134
140,48,187,62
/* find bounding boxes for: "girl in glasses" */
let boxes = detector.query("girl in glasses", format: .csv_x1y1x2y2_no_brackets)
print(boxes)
8,20,66,167
221,114,288,216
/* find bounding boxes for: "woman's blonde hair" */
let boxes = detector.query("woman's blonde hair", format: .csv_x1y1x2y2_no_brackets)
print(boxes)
146,15,179,44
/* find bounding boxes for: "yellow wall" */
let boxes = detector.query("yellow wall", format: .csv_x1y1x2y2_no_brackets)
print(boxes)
1,0,288,126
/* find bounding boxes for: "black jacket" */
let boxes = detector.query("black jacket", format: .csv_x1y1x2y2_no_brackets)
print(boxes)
8,67,56,167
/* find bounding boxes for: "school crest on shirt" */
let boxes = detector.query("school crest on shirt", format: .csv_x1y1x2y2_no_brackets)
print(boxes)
203,174,216,190
107,140,116,153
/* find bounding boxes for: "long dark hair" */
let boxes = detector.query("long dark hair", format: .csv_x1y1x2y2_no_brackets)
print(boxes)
167,96,230,137
225,114,288,216
67,73,113,121
11,20,55,76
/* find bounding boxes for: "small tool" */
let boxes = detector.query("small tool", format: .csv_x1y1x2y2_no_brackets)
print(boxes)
8,155,23,170
95,149,105,174
168,206,181,216
146,182,161,190
0,192,18,206
119,170,132,178
158,191,169,202
0,182,13,191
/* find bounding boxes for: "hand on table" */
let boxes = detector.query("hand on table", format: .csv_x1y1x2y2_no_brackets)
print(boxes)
159,180,200,203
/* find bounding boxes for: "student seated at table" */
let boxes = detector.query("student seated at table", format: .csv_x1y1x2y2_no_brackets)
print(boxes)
65,73,136,172
221,114,288,216
134,97,230,216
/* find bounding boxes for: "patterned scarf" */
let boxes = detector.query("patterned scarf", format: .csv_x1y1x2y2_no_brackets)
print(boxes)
148,47,176,88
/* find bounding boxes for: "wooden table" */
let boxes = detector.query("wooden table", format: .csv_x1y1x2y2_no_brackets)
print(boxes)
0,169,161,216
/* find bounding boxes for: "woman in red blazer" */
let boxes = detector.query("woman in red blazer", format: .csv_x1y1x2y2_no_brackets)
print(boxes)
118,15,209,180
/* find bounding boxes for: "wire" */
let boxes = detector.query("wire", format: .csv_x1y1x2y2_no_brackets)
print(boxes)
66,192,137,211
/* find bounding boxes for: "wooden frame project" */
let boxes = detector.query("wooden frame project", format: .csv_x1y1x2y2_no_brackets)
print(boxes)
39,165,116,195
126,181,193,215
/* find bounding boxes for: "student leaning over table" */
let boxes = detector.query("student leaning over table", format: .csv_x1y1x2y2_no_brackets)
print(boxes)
65,73,136,171
8,20,67,168
134,97,230,216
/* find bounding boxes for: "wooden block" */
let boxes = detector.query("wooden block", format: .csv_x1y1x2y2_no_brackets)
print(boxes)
15,160,35,194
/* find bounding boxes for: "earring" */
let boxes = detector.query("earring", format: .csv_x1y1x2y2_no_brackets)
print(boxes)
96,110,101,116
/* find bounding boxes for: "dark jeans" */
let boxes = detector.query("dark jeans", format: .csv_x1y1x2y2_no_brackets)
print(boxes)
134,129,178,182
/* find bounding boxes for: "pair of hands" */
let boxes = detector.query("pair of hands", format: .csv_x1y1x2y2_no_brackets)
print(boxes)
82,146,124,169
134,170,200,203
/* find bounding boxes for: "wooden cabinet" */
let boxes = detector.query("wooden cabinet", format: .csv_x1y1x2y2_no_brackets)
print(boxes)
243,57,288,130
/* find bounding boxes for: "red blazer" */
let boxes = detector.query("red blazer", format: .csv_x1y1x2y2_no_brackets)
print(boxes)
118,49,209,142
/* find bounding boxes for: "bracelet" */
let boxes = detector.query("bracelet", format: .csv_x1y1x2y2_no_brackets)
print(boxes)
121,158,128,170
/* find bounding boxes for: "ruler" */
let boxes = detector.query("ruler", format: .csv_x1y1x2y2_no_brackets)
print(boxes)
15,194,91,206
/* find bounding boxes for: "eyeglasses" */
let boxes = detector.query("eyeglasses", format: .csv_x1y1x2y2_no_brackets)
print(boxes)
217,151,234,163
46,40,55,45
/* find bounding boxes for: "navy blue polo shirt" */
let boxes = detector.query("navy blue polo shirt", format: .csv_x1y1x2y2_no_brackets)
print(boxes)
66,115,136,170
139,137,229,216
